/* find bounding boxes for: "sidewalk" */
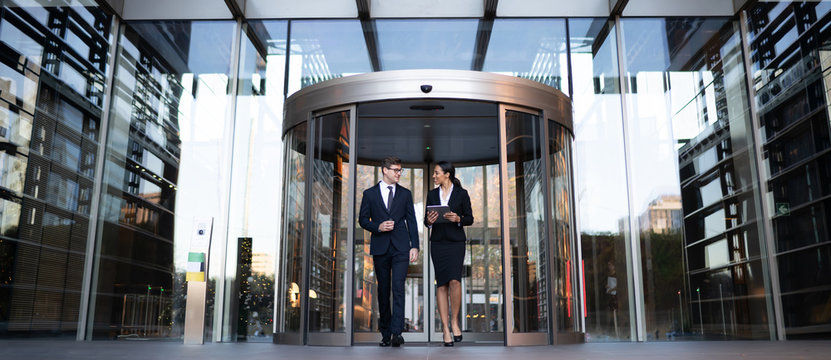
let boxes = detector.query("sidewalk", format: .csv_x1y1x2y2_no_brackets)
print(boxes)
2,339,830,359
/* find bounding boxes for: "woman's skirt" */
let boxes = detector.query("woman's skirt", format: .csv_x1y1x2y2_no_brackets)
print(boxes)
430,240,465,287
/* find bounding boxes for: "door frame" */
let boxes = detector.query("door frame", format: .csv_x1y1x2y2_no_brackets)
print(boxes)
499,103,551,346
304,104,357,346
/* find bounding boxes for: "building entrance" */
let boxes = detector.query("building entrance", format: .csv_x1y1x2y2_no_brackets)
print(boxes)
276,70,581,346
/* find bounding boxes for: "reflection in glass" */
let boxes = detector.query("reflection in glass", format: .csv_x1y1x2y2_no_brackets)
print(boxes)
453,164,503,334
550,122,577,332
308,111,351,333
621,17,769,340
568,18,631,342
92,20,236,340
484,19,568,91
505,109,547,333
375,19,478,71
278,124,307,334
747,1,831,339
223,20,288,341
0,0,110,338
287,20,371,94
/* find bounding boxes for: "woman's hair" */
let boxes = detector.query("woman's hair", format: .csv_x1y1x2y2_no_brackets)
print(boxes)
436,161,462,188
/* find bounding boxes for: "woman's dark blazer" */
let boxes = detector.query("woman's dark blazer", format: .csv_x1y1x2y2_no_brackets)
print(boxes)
424,185,474,242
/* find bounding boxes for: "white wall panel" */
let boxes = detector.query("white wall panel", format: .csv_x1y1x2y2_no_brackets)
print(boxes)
245,0,357,18
497,0,610,17
122,0,231,20
370,0,483,18
623,0,736,16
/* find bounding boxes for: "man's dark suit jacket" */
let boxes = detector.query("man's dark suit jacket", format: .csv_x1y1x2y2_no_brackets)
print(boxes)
424,185,474,242
359,183,419,255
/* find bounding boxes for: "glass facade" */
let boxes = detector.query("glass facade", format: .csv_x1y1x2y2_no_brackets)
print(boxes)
0,0,830,343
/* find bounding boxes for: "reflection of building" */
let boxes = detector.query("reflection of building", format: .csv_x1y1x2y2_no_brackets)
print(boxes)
639,195,681,234
252,252,274,275
748,2,831,339
0,1,110,336
92,22,183,339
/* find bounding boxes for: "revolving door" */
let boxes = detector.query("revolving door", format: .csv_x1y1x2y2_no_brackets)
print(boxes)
275,70,581,346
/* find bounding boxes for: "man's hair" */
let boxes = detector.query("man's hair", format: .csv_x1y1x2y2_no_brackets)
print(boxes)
381,156,402,169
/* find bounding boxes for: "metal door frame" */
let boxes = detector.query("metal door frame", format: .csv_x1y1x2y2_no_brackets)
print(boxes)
499,103,551,346
304,104,357,346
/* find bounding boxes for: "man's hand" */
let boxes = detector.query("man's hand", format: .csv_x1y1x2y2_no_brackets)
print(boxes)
409,248,419,263
379,220,394,232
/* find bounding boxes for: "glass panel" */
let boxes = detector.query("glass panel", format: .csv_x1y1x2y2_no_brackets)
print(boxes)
0,17,43,67
308,110,351,333
433,164,504,335
287,20,371,94
278,124,307,334
223,20,288,342
621,17,769,340
747,1,831,339
375,19,478,71
549,121,577,332
505,109,547,333
484,19,569,91
353,165,426,335
92,20,236,340
0,0,111,338
568,18,632,342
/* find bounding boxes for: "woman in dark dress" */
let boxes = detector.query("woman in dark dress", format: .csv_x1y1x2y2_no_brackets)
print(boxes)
425,161,473,346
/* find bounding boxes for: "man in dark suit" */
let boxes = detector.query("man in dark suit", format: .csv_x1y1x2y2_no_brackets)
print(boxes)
358,156,419,347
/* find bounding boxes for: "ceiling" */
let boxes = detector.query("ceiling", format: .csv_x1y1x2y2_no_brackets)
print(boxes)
355,99,499,165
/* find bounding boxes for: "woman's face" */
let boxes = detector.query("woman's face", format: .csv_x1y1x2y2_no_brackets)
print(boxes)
432,165,449,185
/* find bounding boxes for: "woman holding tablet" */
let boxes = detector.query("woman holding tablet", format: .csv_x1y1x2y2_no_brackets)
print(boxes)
425,161,473,346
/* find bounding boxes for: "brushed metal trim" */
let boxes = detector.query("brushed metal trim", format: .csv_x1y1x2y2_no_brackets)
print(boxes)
283,70,572,135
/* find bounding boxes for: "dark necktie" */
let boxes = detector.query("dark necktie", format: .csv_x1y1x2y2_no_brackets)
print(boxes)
386,185,394,210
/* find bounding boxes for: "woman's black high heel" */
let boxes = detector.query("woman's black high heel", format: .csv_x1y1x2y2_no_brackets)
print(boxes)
452,325,463,342
443,330,454,346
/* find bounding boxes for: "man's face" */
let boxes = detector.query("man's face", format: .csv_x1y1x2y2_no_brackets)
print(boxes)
383,164,403,184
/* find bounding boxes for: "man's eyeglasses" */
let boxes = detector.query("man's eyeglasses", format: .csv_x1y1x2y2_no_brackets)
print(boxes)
385,167,404,174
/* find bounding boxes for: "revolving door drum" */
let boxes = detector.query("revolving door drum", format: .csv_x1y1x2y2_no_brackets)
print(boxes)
277,70,575,346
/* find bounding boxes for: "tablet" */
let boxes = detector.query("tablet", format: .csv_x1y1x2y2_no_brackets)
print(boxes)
426,205,451,224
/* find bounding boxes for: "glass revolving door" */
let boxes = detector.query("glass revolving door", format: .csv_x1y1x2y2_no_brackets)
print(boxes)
275,70,578,346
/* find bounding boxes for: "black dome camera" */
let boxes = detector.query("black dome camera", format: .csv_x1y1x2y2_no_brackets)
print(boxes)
420,85,432,93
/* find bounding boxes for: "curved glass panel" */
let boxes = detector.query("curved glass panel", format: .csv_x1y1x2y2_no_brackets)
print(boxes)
308,110,351,333
549,121,577,333
277,124,307,334
452,164,504,334
505,109,547,333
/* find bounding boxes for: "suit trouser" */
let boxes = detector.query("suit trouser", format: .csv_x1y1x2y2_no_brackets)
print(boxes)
373,249,409,338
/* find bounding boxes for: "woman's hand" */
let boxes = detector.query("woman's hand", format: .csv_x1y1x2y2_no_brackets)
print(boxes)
443,211,460,223
426,210,439,225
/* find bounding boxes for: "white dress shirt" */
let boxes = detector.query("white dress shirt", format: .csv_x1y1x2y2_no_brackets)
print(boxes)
379,180,395,209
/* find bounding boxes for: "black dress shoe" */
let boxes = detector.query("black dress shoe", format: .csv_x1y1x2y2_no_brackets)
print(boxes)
379,337,391,347
453,334,463,343
391,334,405,347
443,341,454,347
